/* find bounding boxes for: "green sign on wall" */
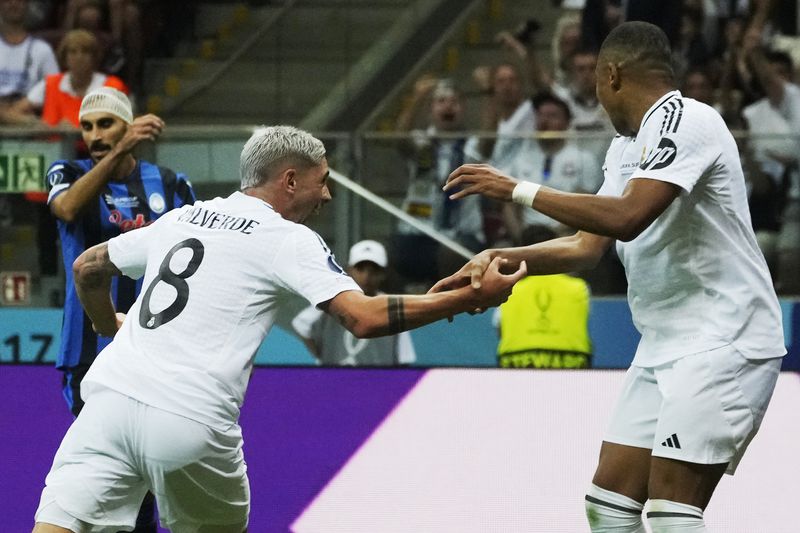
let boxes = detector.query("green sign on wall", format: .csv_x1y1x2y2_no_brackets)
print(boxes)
0,154,46,193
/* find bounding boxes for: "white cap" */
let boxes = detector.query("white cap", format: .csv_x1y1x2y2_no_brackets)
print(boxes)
79,87,133,124
348,240,387,268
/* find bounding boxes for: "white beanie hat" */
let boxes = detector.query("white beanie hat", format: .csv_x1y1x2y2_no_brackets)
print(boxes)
79,87,133,124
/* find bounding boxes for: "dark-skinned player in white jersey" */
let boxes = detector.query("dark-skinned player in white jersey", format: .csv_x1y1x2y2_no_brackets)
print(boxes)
433,22,784,532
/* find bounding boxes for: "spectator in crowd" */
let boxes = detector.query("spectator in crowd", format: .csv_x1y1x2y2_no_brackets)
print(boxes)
494,27,613,159
552,49,614,138
740,137,786,277
393,78,484,289
46,87,195,532
0,0,59,124
63,0,142,90
489,13,581,95
437,22,784,531
502,92,602,243
743,38,800,293
10,28,128,283
484,62,536,171
12,30,128,279
292,240,417,366
13,29,128,126
551,13,583,88
494,224,592,369
0,0,59,230
31,125,525,533
681,66,747,126
682,67,715,105
716,0,776,111
470,37,539,246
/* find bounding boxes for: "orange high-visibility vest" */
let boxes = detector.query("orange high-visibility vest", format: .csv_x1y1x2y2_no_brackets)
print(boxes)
41,73,128,127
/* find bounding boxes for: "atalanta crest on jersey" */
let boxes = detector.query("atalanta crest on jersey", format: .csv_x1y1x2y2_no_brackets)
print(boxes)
148,192,166,214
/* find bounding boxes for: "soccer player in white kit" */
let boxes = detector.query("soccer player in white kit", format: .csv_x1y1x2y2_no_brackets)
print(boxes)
433,22,785,532
32,126,527,533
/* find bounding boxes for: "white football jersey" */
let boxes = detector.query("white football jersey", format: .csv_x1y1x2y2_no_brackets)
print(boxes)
82,192,361,430
599,91,785,367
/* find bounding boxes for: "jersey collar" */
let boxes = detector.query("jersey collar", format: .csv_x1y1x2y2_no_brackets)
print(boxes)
237,190,275,211
638,90,681,135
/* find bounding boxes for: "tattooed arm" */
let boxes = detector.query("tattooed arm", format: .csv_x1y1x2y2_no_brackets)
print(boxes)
73,242,125,337
321,257,527,338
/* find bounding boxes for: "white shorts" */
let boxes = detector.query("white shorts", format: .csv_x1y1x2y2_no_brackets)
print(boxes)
604,344,781,475
35,387,250,533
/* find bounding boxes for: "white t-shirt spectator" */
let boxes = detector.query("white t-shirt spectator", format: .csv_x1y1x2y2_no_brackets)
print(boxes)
0,35,58,98
508,139,602,230
491,99,536,171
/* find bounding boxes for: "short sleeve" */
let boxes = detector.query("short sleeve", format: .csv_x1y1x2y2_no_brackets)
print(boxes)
46,160,82,204
174,173,196,207
272,228,362,307
107,223,157,279
633,102,722,193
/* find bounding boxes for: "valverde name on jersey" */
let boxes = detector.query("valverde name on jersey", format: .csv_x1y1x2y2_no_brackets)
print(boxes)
176,205,261,234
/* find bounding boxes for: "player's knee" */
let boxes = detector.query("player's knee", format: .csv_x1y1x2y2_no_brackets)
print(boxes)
646,499,706,532
585,483,645,532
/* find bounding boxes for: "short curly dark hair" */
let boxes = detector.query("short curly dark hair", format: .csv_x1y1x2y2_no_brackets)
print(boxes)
599,21,674,81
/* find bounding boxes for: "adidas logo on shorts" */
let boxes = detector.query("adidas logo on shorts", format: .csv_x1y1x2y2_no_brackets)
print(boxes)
661,433,681,449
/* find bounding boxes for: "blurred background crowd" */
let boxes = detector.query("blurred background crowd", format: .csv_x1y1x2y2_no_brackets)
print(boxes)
2,0,799,312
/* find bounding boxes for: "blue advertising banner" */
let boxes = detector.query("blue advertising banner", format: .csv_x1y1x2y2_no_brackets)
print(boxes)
1,300,797,369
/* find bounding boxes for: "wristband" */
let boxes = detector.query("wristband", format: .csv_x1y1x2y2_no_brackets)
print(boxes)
511,181,540,207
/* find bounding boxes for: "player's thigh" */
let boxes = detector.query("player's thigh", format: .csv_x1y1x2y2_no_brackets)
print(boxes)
142,409,250,532
592,365,661,502
36,389,148,531
652,346,780,471
648,346,781,506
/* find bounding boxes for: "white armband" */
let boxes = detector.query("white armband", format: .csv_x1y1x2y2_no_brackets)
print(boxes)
511,181,541,207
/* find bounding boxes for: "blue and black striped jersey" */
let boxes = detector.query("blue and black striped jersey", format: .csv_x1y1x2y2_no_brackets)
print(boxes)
47,158,196,369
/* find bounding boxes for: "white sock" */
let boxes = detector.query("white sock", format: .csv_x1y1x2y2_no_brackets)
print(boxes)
647,499,706,532
585,483,645,532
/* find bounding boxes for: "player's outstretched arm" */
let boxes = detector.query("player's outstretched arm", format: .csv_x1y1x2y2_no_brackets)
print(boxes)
323,257,527,338
430,231,612,293
445,164,681,242
73,243,124,337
